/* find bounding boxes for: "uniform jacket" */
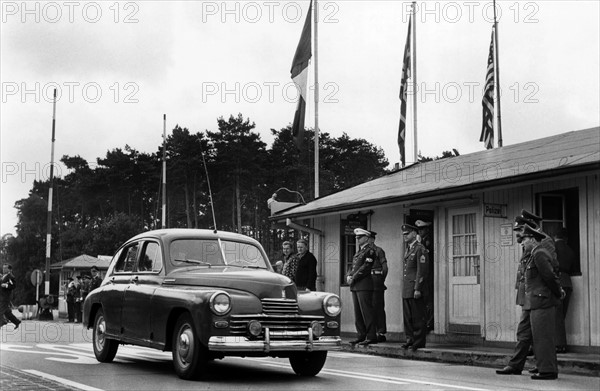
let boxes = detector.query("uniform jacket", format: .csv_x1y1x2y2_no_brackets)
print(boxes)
347,243,377,291
371,245,388,291
402,240,429,298
295,251,317,291
523,245,562,310
555,239,576,289
514,249,530,306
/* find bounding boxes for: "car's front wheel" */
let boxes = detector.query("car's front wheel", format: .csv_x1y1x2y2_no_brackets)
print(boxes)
289,351,328,376
93,308,118,362
172,313,208,380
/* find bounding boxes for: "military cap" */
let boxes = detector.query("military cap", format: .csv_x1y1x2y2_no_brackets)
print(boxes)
513,215,538,230
402,224,418,234
353,228,371,237
368,230,377,238
415,220,431,228
521,209,542,223
91,266,99,272
520,224,546,241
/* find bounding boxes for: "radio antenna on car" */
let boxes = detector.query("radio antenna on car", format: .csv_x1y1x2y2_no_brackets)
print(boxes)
198,135,218,233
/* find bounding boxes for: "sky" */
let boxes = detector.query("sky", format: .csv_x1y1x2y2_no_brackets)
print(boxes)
1,0,599,236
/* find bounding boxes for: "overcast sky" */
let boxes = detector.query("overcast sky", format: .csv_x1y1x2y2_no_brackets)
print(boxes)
1,0,599,236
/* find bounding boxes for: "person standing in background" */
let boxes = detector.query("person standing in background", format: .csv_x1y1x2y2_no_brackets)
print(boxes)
368,230,388,343
554,228,576,353
0,263,20,329
295,239,317,291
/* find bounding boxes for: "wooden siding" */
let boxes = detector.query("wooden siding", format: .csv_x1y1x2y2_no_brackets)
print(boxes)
587,174,600,346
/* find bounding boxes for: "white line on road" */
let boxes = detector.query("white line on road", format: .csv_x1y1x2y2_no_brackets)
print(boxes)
23,369,104,391
256,360,492,391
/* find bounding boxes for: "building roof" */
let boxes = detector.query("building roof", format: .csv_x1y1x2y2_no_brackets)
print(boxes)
272,127,600,220
50,254,111,270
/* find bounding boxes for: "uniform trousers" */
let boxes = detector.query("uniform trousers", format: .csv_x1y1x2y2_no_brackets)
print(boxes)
555,287,572,347
402,297,426,348
351,290,376,341
372,275,386,335
508,307,558,374
507,309,532,371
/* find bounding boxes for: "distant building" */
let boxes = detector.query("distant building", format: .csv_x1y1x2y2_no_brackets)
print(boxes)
50,254,111,317
270,127,600,349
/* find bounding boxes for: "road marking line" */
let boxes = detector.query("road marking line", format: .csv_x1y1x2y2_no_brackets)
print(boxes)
255,360,491,391
23,370,104,391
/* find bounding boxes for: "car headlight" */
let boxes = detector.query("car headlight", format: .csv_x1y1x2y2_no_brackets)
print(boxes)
210,291,231,315
323,294,341,317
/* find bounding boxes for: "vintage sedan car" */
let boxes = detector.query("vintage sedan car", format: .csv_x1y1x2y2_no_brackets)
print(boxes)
83,229,342,380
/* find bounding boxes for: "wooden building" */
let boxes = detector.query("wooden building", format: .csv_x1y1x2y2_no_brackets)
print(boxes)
270,127,600,349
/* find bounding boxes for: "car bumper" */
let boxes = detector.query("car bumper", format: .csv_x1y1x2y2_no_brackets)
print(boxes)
208,335,342,352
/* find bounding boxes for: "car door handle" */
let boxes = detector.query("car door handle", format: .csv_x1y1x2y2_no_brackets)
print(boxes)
109,277,115,284
130,276,139,284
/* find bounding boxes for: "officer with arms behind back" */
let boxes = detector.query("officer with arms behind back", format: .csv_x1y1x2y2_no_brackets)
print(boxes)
401,224,429,351
368,230,388,342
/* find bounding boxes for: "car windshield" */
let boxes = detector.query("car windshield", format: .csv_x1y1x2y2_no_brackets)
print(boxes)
170,239,269,269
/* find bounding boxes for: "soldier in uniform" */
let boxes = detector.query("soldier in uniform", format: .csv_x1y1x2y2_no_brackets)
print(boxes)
497,215,538,375
497,225,564,380
401,224,429,351
346,228,378,346
368,230,388,342
415,220,434,332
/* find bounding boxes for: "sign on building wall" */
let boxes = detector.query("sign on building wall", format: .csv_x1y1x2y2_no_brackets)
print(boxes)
500,223,514,246
484,203,507,218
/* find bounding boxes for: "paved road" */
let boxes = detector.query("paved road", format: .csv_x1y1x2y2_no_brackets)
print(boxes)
2,321,599,391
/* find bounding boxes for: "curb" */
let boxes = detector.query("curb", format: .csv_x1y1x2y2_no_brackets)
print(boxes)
340,343,600,377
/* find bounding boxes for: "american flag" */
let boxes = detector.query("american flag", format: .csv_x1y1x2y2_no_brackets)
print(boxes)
480,28,495,149
398,16,412,167
290,1,312,150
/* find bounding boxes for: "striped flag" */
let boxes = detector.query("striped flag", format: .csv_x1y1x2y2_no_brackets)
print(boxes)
480,28,495,149
290,1,312,149
398,16,412,167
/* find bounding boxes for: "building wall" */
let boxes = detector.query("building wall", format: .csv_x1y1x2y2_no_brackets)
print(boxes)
307,171,599,347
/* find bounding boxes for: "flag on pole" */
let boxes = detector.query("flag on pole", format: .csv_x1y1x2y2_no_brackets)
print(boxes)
398,16,412,167
290,1,312,149
480,28,495,149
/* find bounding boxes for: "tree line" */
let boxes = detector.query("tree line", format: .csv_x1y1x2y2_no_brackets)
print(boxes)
0,114,390,304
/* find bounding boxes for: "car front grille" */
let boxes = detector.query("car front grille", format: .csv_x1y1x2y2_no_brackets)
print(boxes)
261,298,299,314
228,299,324,339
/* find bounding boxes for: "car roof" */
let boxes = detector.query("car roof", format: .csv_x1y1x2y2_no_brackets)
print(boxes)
127,229,261,246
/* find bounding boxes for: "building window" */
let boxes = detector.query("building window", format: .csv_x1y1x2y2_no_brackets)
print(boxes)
451,213,479,278
536,187,581,275
340,213,368,285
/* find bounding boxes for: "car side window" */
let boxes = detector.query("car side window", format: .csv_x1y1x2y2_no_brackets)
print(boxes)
138,242,163,273
115,243,139,273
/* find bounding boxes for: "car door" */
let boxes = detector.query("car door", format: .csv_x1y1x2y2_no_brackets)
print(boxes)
101,243,139,336
121,240,164,343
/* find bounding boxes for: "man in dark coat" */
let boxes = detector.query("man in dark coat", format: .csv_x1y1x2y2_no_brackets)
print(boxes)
90,266,103,291
554,228,576,353
368,231,388,342
401,224,429,351
1,263,21,329
346,228,378,346
497,225,564,380
295,239,317,291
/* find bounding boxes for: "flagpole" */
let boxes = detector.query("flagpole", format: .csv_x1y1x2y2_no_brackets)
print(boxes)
412,2,418,162
313,0,319,199
44,88,57,302
493,0,503,147
162,114,167,228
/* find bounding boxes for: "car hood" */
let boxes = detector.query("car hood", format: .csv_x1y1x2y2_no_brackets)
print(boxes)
165,268,297,299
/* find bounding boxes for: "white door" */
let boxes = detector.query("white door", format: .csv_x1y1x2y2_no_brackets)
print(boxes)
447,207,481,329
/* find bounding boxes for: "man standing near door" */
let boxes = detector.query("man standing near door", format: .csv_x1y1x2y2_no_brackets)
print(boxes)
401,224,429,351
368,230,388,342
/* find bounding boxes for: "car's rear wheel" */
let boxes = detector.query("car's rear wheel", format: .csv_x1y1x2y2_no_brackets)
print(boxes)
172,313,208,380
93,308,118,362
289,351,328,376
